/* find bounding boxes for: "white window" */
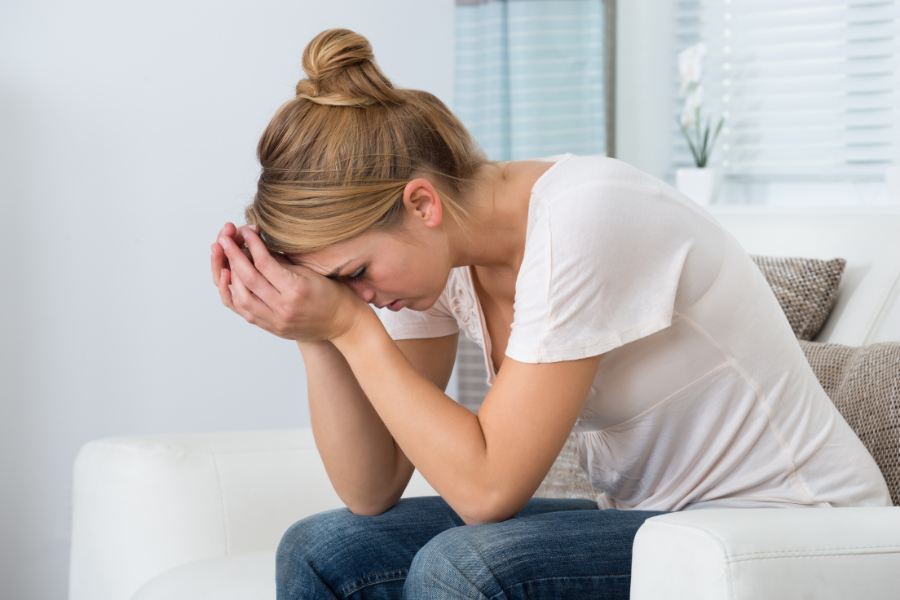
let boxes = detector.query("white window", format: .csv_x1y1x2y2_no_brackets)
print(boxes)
673,0,900,204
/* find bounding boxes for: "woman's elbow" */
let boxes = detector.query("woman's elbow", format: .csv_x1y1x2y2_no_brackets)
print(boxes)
456,490,526,525
345,498,398,517
342,488,405,517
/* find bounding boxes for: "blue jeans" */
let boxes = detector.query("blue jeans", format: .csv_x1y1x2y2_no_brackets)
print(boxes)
276,495,665,599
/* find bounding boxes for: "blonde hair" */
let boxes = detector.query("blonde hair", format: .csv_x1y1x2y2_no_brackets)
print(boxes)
245,28,487,255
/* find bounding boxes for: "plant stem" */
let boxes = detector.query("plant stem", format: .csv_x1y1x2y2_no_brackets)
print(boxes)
679,120,701,167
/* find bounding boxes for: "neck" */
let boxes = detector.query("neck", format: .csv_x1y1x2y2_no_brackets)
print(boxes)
445,161,543,279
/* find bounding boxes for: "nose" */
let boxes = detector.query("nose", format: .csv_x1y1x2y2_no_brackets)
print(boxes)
356,287,376,304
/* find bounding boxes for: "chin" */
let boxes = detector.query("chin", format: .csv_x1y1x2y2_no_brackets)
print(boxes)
402,275,450,312
404,299,427,311
407,293,442,312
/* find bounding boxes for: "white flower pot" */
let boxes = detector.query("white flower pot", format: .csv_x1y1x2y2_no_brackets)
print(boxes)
676,168,723,206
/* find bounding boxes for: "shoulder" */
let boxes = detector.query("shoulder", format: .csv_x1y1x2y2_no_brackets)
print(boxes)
526,155,727,270
532,155,666,201
532,155,708,221
508,156,728,362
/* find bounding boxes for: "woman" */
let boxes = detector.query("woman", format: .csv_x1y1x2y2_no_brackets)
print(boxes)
210,29,891,599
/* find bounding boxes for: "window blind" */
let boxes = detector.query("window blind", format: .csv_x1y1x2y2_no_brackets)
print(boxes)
673,0,900,180
455,0,610,161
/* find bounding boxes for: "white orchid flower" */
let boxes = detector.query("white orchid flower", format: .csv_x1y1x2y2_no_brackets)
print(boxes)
676,43,723,168
678,42,707,95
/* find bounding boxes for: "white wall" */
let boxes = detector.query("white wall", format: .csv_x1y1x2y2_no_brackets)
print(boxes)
0,1,454,599
615,0,676,181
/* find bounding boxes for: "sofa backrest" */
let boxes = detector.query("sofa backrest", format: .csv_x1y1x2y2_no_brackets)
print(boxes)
709,207,900,345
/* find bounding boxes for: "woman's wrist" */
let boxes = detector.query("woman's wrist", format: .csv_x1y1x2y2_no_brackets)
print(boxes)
332,308,385,355
296,339,338,358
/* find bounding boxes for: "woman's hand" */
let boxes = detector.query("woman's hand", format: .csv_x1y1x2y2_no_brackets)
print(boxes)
210,222,368,342
210,222,254,285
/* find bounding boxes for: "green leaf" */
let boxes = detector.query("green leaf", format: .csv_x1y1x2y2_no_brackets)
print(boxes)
699,119,711,168
695,107,702,165
679,117,701,167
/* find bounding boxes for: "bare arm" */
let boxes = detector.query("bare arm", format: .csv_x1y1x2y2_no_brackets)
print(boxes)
210,222,459,515
300,333,458,516
215,225,600,525
332,311,601,525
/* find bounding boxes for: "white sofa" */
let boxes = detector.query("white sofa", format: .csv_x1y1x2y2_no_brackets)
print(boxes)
69,207,900,600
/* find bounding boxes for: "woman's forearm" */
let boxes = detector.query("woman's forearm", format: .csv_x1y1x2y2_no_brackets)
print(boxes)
331,313,493,523
298,340,414,515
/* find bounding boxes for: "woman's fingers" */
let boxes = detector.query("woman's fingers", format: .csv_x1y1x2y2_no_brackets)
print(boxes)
229,263,273,320
211,242,228,286
217,234,278,303
229,266,281,335
217,266,277,333
217,267,246,315
210,244,249,286
239,227,299,292
211,222,246,285
217,266,235,310
213,222,292,339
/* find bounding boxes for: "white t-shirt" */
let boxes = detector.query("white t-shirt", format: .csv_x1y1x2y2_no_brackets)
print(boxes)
380,154,892,511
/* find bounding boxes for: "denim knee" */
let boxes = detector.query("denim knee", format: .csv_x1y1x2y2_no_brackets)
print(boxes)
404,527,497,600
277,507,349,567
276,508,354,600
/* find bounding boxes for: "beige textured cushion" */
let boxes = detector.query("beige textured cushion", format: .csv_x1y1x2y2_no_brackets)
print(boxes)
800,340,900,506
751,256,846,341
534,434,601,501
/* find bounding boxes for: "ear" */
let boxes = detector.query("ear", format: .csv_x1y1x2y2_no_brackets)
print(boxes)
402,178,443,228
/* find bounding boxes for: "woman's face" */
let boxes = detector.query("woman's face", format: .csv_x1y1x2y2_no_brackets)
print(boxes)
289,226,451,313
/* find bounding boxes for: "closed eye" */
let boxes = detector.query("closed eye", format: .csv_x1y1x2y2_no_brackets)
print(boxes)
349,267,367,283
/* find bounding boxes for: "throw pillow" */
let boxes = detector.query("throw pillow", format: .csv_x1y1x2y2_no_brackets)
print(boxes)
534,434,601,501
751,255,846,341
800,340,900,506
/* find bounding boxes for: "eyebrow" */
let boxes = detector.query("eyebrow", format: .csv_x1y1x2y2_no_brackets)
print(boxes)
327,259,354,279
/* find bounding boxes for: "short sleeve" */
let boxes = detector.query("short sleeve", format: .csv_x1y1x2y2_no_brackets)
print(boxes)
506,158,721,364
378,294,460,341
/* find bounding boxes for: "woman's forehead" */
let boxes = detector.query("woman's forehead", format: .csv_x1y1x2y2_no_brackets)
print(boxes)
289,231,389,274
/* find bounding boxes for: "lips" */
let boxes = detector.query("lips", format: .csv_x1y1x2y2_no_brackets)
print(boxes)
387,299,403,311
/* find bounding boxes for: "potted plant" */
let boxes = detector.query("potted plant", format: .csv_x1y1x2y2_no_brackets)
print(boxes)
676,43,725,206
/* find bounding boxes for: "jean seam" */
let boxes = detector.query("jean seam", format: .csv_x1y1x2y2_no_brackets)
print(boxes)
487,574,632,600
337,568,409,598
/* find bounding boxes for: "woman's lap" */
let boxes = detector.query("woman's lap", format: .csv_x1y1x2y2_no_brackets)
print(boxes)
276,495,663,600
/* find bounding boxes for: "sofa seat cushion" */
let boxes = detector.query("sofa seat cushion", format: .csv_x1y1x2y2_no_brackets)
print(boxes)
130,550,275,600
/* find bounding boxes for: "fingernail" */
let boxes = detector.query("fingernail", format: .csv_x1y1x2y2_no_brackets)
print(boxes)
218,237,229,249
241,228,250,240
250,224,259,233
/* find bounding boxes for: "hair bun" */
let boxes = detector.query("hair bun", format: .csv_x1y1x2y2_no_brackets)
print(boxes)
296,29,402,107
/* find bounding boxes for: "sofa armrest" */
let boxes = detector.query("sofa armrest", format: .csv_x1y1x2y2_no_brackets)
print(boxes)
69,428,436,600
631,507,900,600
